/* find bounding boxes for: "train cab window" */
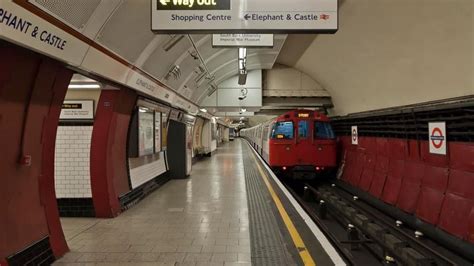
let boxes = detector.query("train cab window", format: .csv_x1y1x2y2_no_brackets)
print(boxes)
314,122,335,139
271,121,294,139
298,121,309,139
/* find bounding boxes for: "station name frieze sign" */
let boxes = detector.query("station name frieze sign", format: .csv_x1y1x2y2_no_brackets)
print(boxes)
0,7,67,50
152,0,338,33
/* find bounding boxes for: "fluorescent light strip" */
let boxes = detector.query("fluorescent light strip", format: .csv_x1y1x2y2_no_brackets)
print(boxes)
239,48,247,59
68,84,101,89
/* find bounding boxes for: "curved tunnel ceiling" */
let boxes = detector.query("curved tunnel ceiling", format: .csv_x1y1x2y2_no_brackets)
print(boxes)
29,0,472,117
30,0,287,107
277,0,473,116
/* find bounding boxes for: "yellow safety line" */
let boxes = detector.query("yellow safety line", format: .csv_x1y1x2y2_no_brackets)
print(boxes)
249,149,317,266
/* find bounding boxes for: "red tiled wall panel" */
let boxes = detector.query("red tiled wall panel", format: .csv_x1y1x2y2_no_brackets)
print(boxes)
338,135,474,242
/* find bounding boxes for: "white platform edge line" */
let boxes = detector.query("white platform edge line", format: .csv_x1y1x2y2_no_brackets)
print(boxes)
245,140,347,266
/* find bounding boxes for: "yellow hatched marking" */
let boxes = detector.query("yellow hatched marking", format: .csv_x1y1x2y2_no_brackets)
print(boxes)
250,150,316,266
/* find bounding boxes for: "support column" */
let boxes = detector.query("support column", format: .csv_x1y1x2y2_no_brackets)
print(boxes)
90,88,137,218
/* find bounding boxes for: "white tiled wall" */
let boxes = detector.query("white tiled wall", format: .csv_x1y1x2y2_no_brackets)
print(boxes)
55,126,93,198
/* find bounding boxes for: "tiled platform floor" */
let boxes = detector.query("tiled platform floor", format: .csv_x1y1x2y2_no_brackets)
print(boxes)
55,140,250,266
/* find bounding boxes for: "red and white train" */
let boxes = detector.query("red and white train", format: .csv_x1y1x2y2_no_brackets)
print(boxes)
241,109,337,179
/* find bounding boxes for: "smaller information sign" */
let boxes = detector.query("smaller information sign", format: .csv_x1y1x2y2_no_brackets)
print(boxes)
429,122,447,155
212,34,273,47
60,100,94,120
351,126,358,145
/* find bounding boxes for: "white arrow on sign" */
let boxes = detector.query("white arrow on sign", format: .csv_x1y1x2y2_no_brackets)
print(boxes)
160,0,171,5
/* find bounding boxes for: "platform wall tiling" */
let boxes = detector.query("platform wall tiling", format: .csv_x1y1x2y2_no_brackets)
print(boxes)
55,126,93,198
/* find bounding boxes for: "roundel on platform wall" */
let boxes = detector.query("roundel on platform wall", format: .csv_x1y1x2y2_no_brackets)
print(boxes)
428,122,447,155
351,126,358,145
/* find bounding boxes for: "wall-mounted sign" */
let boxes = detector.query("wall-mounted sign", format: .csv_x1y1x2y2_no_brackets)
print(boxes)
60,100,94,120
151,0,338,33
429,122,447,155
351,126,358,145
212,34,274,47
0,1,89,66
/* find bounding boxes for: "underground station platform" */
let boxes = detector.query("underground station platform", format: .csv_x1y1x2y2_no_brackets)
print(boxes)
52,139,343,266
1,0,473,265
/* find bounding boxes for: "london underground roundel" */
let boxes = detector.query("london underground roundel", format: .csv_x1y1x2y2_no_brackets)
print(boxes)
428,122,447,155
351,126,358,145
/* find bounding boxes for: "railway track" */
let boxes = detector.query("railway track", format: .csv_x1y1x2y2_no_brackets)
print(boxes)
280,178,472,266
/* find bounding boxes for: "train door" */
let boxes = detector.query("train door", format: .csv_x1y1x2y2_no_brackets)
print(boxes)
313,121,337,167
296,120,313,165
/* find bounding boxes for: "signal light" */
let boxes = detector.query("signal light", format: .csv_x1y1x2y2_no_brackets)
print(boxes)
282,166,287,171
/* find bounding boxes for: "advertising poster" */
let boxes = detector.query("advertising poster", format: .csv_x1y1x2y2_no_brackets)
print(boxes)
139,111,154,156
162,111,169,150
155,112,162,152
211,122,218,140
186,125,193,175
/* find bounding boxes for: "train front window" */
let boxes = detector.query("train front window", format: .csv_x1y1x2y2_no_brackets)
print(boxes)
314,122,335,139
298,120,309,139
271,121,294,139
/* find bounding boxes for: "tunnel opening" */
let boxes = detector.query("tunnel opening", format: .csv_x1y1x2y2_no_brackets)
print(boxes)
52,73,102,257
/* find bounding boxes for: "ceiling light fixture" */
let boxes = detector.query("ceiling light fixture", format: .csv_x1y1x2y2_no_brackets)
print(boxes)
238,48,247,85
165,65,181,80
238,48,247,59
68,84,101,89
194,65,207,83
188,35,219,97
163,35,185,52
207,84,218,96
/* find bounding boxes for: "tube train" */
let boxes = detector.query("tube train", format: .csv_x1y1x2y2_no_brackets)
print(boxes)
241,109,337,179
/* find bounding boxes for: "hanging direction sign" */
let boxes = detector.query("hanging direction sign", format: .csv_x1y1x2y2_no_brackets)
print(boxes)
151,0,338,33
212,34,274,47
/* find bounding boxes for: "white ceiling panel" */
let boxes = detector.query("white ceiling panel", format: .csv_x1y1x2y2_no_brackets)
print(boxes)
26,1,288,107
96,0,156,63
206,52,237,73
142,37,193,81
31,0,101,31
